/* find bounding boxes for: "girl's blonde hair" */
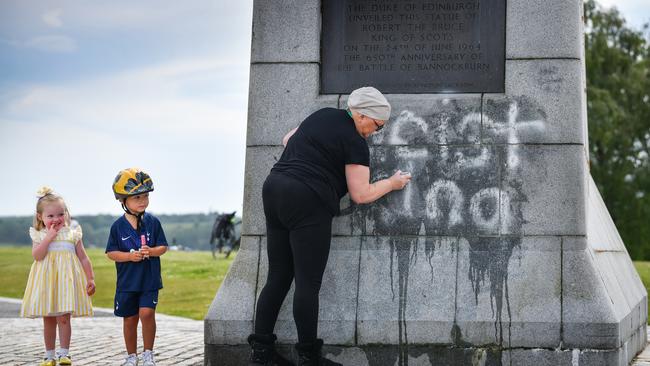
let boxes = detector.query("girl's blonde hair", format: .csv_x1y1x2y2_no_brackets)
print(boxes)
33,186,71,231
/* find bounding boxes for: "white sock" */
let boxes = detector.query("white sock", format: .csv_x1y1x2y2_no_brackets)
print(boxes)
57,348,69,357
45,350,55,359
143,350,153,356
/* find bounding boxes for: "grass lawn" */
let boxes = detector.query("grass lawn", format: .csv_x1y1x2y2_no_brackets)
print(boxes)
0,245,235,320
634,262,650,295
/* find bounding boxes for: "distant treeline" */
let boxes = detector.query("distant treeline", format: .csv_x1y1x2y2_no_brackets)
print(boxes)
0,213,238,251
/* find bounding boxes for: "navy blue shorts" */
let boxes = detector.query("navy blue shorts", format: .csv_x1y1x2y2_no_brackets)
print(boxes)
114,291,159,317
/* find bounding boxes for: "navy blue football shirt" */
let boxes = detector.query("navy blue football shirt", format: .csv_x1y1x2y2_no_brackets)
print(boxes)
105,213,168,292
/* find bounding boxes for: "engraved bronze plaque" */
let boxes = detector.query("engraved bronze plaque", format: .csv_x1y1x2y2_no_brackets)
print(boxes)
321,0,505,93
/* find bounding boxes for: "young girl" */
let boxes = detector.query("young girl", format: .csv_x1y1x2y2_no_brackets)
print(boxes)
21,187,96,366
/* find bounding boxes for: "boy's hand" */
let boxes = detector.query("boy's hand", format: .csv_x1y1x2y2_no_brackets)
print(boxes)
129,249,143,262
86,280,96,296
140,244,151,259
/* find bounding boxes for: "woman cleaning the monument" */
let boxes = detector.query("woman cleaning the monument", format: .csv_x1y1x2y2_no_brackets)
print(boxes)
248,86,412,366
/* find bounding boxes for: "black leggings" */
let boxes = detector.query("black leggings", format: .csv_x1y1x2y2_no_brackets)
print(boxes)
254,172,333,343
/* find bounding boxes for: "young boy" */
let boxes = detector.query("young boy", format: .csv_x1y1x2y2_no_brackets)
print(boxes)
106,168,168,366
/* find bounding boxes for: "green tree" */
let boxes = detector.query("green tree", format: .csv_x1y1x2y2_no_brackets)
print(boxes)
0,212,232,251
585,0,650,259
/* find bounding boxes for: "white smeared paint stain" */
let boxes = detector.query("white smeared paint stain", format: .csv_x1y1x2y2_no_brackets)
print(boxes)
389,110,428,145
482,101,546,168
392,148,427,215
366,216,375,235
471,348,487,366
457,112,482,135
455,146,491,169
326,348,369,366
425,180,464,227
401,181,413,213
469,187,501,231
439,145,450,162
434,113,452,144
401,161,416,212
396,146,428,159
399,353,431,366
572,349,580,365
418,221,426,236
498,101,547,142
499,190,513,233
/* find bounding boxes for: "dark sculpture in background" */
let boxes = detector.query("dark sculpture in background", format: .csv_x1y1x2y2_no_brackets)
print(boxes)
210,211,241,259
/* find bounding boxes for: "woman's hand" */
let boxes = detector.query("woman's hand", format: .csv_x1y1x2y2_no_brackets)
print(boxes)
389,170,412,190
86,279,96,296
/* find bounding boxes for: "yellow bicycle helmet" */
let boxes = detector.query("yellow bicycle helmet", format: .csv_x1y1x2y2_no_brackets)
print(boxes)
112,168,154,200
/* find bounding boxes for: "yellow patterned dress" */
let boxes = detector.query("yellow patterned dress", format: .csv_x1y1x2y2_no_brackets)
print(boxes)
20,226,93,318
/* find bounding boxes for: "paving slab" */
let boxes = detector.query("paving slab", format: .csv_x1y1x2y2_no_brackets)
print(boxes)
0,297,202,366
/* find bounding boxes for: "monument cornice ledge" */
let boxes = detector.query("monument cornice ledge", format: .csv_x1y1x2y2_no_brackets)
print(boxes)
251,61,321,65
506,57,581,61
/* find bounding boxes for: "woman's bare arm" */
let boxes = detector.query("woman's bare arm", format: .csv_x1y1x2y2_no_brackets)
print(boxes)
345,164,411,204
282,127,298,147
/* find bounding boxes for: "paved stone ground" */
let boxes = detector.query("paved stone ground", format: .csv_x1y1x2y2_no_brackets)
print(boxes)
2,296,650,365
0,297,203,366
636,345,650,366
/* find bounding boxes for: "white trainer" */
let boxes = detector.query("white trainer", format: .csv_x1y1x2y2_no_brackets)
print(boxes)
142,351,156,366
121,354,138,366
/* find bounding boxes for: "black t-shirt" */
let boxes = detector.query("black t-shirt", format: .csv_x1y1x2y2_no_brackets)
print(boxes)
271,108,370,215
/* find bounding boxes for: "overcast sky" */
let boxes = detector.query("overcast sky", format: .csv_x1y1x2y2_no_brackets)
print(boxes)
0,0,648,217
597,0,649,30
0,1,253,216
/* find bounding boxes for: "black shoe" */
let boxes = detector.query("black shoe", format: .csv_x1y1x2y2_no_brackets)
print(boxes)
248,333,295,366
295,339,342,366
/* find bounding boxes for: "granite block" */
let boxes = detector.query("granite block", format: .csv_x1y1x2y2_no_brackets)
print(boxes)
587,175,628,252
247,63,338,146
501,348,573,366
256,237,360,345
332,194,352,236
506,0,582,59
500,145,586,235
455,237,561,347
592,252,634,341
487,59,584,144
241,146,284,235
563,249,622,349
205,236,260,345
356,236,457,345
251,0,320,62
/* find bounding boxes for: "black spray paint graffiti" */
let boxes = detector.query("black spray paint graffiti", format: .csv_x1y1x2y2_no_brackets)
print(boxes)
349,96,546,365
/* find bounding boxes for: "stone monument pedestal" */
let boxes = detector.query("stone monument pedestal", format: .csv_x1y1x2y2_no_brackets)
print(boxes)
205,1,647,365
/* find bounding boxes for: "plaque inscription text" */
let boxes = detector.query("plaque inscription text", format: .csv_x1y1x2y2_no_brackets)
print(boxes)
322,0,505,93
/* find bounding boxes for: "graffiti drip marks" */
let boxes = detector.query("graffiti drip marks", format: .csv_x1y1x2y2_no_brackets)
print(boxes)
347,97,546,352
468,237,519,346
389,238,414,366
